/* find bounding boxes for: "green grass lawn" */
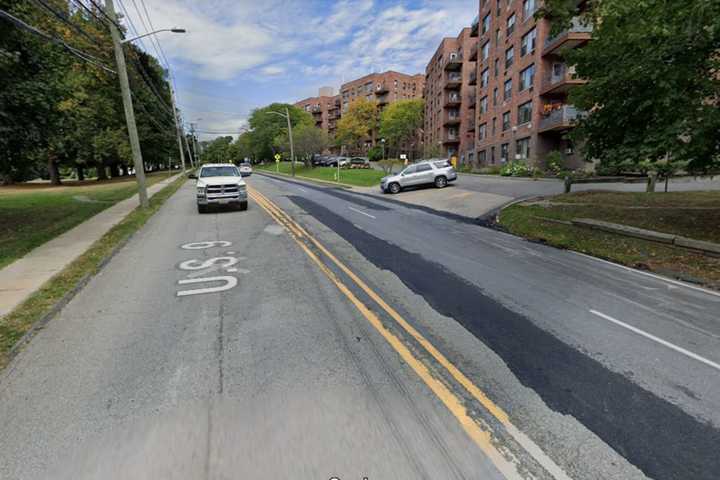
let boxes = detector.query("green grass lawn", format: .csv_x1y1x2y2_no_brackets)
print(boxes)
0,171,172,270
256,162,385,187
499,191,720,287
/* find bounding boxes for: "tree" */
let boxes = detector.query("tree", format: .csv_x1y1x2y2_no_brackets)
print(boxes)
335,98,379,154
200,136,234,164
379,99,424,160
539,0,720,173
274,124,329,166
246,103,312,162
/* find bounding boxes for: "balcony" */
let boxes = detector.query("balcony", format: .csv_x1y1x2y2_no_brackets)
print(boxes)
468,70,477,86
442,131,460,144
444,53,463,71
539,105,584,132
311,105,321,113
543,17,593,57
377,95,389,105
444,73,462,89
541,65,587,96
470,14,479,37
443,112,462,126
375,83,389,94
468,42,478,61
467,119,476,131
445,94,461,107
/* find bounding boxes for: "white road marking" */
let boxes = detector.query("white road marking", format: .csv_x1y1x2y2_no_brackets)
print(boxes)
177,276,238,297
589,310,720,372
297,187,307,193
574,251,720,300
348,206,376,219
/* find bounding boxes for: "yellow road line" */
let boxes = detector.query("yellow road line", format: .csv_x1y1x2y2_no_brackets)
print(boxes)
248,187,572,480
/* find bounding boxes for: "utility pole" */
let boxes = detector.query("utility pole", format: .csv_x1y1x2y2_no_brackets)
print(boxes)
105,0,148,208
170,87,186,173
190,123,200,166
285,107,295,177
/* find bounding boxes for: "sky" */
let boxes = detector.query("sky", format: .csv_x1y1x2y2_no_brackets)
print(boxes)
120,0,477,140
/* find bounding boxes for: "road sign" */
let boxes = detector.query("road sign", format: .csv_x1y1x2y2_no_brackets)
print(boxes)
274,153,281,163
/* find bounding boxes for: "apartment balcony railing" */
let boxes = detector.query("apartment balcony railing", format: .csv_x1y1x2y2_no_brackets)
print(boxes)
467,119,476,131
444,53,463,71
470,14,479,37
540,65,587,95
442,131,460,144
539,105,584,132
444,73,462,89
377,94,389,105
443,112,461,126
311,105,321,113
445,94,461,107
543,17,593,56
375,83,389,94
467,94,477,108
468,42,478,61
468,70,477,86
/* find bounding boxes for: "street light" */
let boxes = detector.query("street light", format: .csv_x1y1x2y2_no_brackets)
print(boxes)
264,108,295,177
121,28,186,44
380,138,386,160
105,0,187,208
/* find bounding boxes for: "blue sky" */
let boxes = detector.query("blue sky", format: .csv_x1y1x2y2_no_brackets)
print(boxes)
122,0,476,139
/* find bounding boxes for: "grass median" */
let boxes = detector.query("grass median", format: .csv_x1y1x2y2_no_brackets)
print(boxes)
499,190,720,288
0,174,187,370
256,162,385,187
0,171,173,270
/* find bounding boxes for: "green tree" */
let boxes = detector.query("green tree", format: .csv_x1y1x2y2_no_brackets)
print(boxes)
335,98,379,154
274,124,329,166
247,104,312,161
200,136,234,164
379,99,424,160
539,0,720,173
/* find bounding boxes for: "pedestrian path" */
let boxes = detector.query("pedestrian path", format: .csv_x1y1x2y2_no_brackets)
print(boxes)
0,174,183,318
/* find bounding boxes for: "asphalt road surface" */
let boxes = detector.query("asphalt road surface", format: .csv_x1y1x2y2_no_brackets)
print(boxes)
1,175,718,480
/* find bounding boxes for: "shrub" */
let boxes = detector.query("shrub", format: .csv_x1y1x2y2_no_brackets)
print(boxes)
368,145,383,162
545,150,565,175
477,165,502,175
500,161,534,177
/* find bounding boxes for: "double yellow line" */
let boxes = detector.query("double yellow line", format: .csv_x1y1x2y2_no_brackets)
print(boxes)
248,187,571,480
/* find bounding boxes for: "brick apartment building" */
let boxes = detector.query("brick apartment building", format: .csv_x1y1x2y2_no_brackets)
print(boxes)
423,27,477,162
339,71,425,114
471,0,591,168
294,88,342,138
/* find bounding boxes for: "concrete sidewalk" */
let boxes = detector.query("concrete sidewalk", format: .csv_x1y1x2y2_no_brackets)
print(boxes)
0,174,184,318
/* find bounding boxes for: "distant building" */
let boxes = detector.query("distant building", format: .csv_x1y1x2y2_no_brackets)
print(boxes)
318,86,335,97
294,91,342,137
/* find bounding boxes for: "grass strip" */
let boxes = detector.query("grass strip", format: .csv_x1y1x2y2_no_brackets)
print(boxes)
256,162,384,187
0,175,187,370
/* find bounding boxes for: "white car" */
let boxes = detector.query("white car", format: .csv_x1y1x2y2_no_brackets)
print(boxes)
190,163,248,213
239,162,252,177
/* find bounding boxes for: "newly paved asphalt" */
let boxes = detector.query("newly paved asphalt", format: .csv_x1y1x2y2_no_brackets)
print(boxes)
1,174,718,480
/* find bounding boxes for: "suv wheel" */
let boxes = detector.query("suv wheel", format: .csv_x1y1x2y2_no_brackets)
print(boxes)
434,176,448,188
388,182,401,194
197,204,207,214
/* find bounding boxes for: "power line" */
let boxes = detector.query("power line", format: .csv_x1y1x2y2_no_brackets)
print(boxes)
32,0,99,46
136,0,171,71
0,8,115,73
85,0,122,30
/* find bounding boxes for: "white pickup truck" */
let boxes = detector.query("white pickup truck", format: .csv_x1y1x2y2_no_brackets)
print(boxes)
189,163,248,213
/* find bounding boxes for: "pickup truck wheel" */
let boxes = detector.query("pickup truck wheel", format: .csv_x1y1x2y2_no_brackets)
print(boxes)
434,176,448,188
388,182,401,194
197,204,207,214
238,201,248,211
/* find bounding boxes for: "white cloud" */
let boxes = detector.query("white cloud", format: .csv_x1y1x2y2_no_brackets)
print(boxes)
260,65,286,76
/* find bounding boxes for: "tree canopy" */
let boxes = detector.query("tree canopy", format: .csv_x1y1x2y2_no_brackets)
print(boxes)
539,0,720,173
274,124,329,165
245,103,313,161
379,99,424,159
335,98,379,154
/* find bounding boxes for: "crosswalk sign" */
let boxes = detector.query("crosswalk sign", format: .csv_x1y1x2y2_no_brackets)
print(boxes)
274,153,281,163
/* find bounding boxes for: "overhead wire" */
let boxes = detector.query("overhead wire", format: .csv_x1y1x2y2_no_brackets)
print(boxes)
31,0,99,45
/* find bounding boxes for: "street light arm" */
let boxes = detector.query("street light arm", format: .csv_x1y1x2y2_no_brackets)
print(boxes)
264,111,288,120
121,28,186,44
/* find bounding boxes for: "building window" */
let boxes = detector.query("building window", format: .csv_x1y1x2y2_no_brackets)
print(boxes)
479,123,487,140
496,0,501,16
501,143,509,162
494,58,500,77
495,28,501,45
502,111,511,131
523,0,537,20
480,96,488,114
505,46,514,69
492,117,497,135
516,137,530,160
521,28,537,56
519,64,535,91
503,78,512,100
482,13,491,34
518,101,532,124
481,68,489,88
482,41,490,61
479,150,487,164
491,146,496,164
507,13,516,37
493,87,498,106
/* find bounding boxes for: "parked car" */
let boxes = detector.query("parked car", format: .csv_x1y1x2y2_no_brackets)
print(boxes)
189,163,248,213
380,159,457,194
311,154,326,166
327,156,350,168
238,162,252,177
349,157,370,169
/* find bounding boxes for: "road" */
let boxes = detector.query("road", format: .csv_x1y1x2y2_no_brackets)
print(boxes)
1,175,718,479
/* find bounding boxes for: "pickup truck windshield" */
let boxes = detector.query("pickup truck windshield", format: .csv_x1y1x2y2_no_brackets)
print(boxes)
200,166,239,177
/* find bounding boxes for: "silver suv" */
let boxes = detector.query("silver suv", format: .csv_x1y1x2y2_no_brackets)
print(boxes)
380,160,457,194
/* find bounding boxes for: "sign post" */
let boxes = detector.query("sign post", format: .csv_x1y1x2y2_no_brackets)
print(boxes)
274,153,281,173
